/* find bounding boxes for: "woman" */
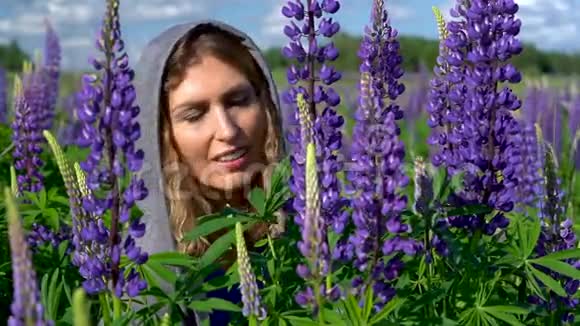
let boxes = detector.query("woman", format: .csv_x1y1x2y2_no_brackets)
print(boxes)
133,20,288,324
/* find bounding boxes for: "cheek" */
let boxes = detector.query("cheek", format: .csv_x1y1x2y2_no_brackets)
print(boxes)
242,105,268,144
171,125,209,176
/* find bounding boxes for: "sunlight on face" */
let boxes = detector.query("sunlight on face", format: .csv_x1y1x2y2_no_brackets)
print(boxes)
167,55,268,198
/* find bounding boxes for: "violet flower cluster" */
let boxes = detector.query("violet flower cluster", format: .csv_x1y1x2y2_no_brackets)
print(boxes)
41,20,61,131
530,144,579,323
513,121,544,209
11,73,46,195
27,222,72,253
56,91,84,146
0,65,6,124
428,0,525,233
11,22,61,196
74,0,148,297
281,0,346,307
5,188,52,326
340,0,420,310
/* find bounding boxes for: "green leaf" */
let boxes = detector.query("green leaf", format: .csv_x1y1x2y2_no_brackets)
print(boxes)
147,251,196,267
362,286,374,321
188,297,241,312
369,297,405,325
248,188,267,216
529,265,567,297
182,215,254,241
530,258,580,280
525,219,541,259
283,316,319,326
199,223,256,268
45,208,60,229
143,260,178,284
540,248,580,261
342,294,362,326
482,306,527,326
483,305,528,315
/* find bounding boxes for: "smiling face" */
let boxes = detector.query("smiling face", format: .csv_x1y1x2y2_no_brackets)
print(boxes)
166,54,268,199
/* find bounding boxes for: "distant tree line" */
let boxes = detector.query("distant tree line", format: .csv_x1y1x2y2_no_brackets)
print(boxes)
263,32,580,76
0,40,30,72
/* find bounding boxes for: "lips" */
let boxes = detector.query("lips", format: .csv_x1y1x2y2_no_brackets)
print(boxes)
213,146,249,162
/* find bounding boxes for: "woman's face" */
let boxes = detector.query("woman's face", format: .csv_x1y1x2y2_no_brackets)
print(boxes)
167,54,268,198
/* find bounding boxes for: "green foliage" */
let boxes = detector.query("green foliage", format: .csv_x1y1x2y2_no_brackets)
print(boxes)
0,40,30,72
262,32,580,76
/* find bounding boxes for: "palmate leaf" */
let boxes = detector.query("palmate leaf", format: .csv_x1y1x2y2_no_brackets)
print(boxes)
198,221,257,268
369,297,405,325
480,306,528,326
528,265,567,297
530,257,580,280
248,188,267,216
182,215,254,241
188,297,241,313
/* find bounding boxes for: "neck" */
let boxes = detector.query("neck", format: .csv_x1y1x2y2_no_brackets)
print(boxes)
206,173,263,212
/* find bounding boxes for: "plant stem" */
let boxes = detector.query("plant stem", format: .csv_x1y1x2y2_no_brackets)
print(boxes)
314,278,326,325
113,296,122,320
249,315,258,326
99,293,111,325
267,234,277,260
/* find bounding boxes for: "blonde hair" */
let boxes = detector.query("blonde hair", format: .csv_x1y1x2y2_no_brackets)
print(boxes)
159,25,285,258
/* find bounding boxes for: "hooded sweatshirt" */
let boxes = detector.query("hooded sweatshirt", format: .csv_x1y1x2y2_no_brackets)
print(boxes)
132,20,286,324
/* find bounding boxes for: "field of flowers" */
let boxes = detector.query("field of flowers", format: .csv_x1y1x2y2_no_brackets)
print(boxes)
0,0,579,325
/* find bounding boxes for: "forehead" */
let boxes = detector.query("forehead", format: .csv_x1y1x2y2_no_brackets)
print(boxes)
180,56,246,91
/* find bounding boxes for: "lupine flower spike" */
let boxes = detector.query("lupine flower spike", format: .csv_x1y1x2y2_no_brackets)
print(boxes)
430,0,525,234
531,138,580,323
282,0,348,245
342,0,419,311
11,69,45,196
5,187,53,326
236,222,267,322
75,0,148,297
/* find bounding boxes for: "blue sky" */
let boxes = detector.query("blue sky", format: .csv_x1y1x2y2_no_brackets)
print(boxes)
1,0,579,71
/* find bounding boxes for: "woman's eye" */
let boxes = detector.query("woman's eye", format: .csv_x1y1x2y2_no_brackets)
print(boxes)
183,109,204,122
229,94,253,107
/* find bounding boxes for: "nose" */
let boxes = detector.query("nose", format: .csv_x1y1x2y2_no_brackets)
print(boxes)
213,106,239,141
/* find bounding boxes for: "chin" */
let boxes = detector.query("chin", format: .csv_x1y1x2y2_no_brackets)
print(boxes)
206,170,259,197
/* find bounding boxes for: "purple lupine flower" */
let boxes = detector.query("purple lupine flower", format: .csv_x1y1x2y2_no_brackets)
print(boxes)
4,188,52,326
565,93,580,169
343,0,420,310
56,90,84,146
27,223,73,253
406,63,429,121
430,0,524,233
75,0,148,297
281,0,346,307
0,66,7,124
512,120,544,208
41,19,61,131
530,143,579,323
11,74,46,195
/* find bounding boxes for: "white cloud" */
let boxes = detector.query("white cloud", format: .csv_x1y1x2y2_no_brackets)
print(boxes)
46,2,94,24
61,36,92,48
262,2,287,37
128,1,206,20
0,13,46,35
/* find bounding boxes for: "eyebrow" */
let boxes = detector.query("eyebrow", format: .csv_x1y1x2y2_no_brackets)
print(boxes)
171,83,254,114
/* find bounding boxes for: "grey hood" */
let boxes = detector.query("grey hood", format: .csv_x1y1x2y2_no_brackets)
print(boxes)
133,20,285,261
